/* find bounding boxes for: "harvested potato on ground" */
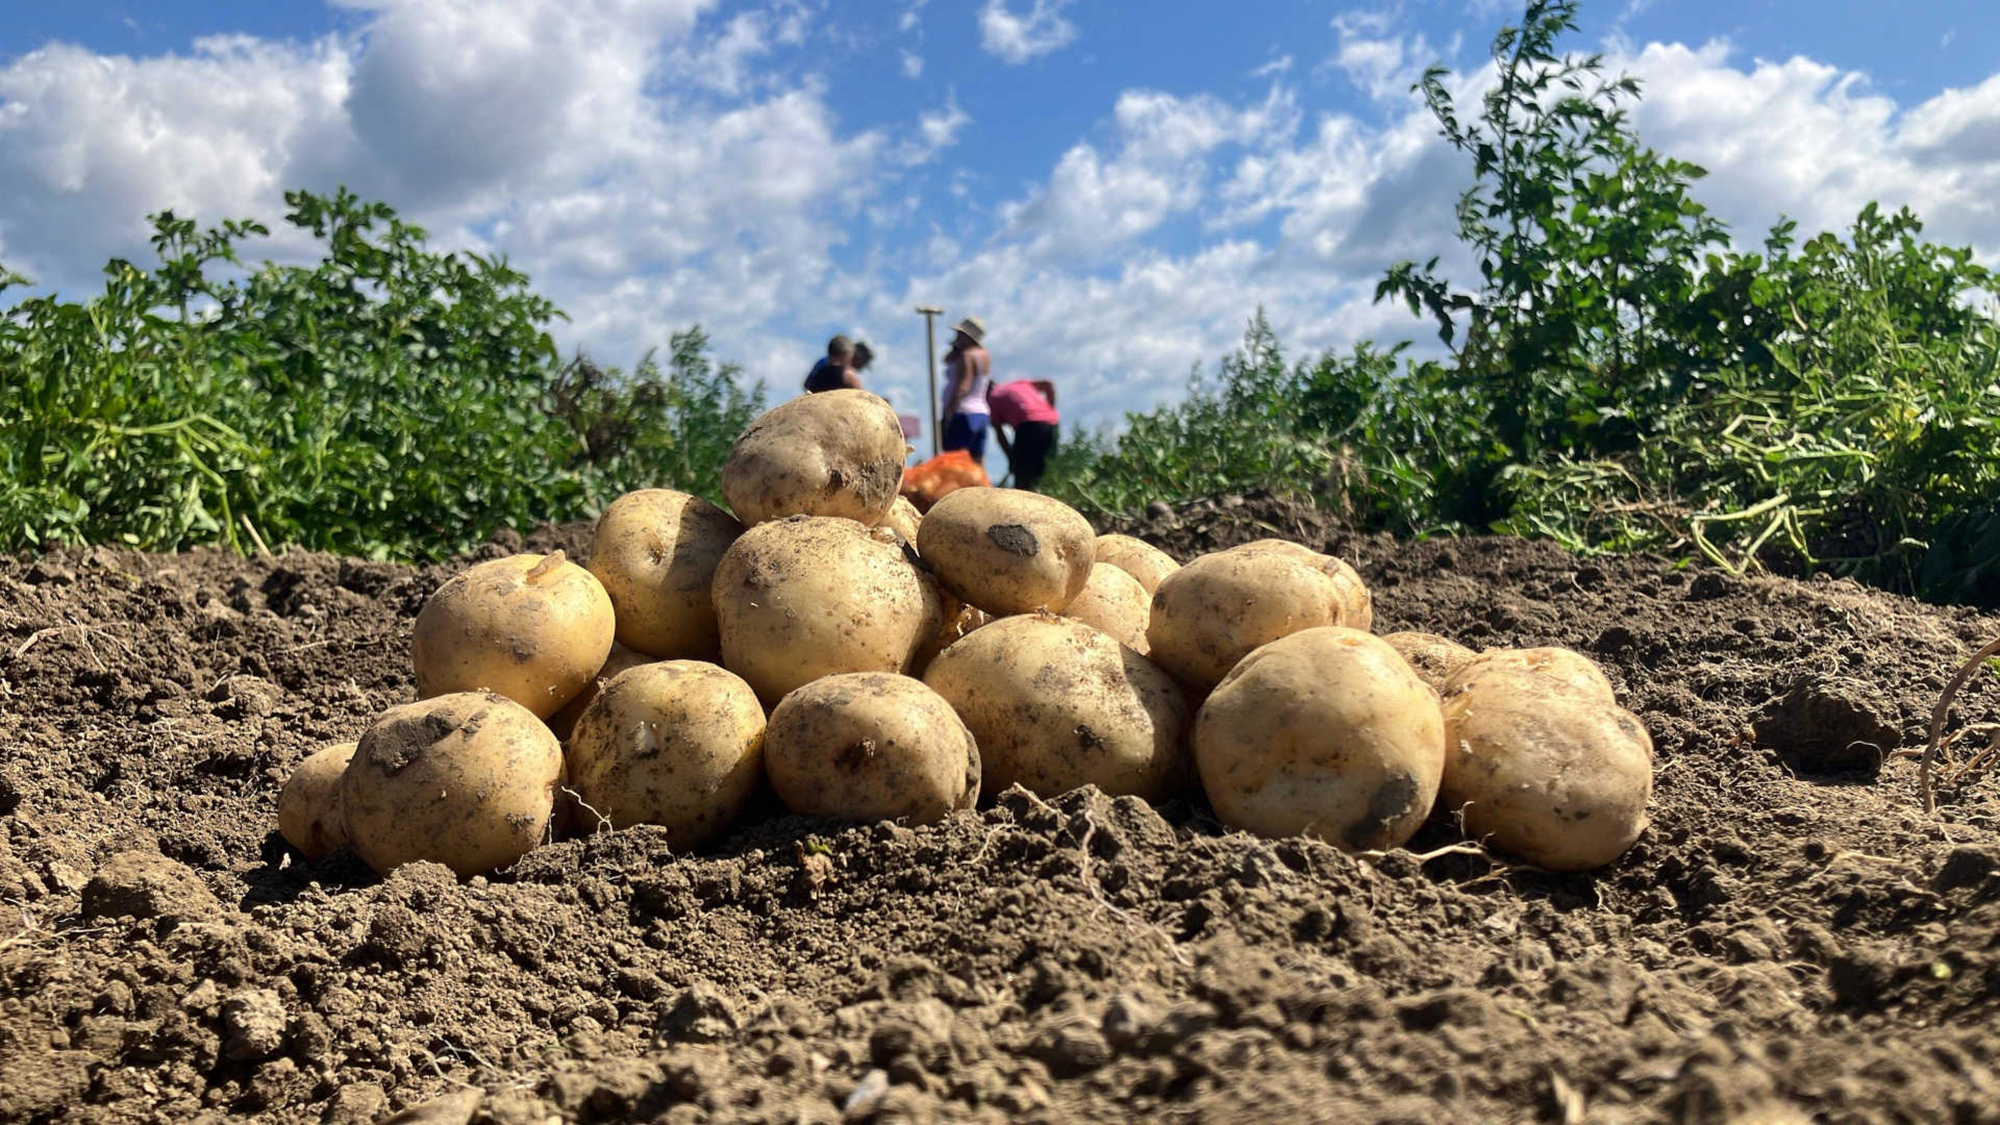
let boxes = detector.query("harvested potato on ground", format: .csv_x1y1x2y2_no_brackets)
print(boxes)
545,644,656,742
1194,627,1444,851
1445,646,1616,706
765,673,979,826
713,516,946,705
1094,534,1180,595
720,389,908,527
277,741,355,861
1383,631,1478,692
565,661,765,848
412,552,614,719
1440,669,1653,870
342,692,564,877
1146,544,1367,693
917,487,1095,615
924,614,1189,800
882,495,923,544
1064,564,1152,653
1225,539,1373,631
586,489,742,660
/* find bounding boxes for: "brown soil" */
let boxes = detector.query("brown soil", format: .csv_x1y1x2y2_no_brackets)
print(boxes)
6,497,2000,1124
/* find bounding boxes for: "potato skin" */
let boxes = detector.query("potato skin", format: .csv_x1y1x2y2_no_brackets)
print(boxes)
1445,647,1616,706
565,661,765,849
277,741,355,861
586,489,742,660
720,390,909,527
924,614,1190,801
342,692,563,877
545,644,657,743
1093,535,1180,595
1224,539,1372,631
1194,627,1444,851
917,487,1096,615
1440,670,1653,870
1146,545,1366,692
1382,631,1478,692
412,552,615,719
882,496,924,544
713,516,946,706
1064,564,1152,653
765,673,979,826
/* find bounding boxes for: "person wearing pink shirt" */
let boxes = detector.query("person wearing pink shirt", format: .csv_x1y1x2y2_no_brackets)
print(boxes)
988,378,1060,491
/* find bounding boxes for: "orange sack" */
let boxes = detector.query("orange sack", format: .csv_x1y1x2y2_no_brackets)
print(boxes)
900,450,990,512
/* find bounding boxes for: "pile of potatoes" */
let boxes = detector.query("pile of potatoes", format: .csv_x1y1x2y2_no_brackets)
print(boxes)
280,388,1655,878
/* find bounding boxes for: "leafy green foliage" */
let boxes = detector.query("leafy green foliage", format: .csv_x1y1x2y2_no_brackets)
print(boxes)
0,190,762,560
1044,0,2000,605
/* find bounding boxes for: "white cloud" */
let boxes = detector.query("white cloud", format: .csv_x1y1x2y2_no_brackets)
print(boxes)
979,0,1077,65
1251,55,1293,80
997,86,1298,261
899,0,929,34
901,50,924,79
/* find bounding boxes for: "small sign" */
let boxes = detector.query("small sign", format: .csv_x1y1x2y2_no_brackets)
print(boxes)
898,414,922,438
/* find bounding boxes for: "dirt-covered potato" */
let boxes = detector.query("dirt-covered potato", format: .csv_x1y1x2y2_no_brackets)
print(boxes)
1194,627,1443,851
719,389,909,527
882,495,924,544
913,593,993,677
586,489,742,659
1440,669,1653,870
342,692,564,877
1094,534,1180,595
1064,564,1151,653
1146,543,1369,692
1383,631,1478,692
565,661,765,848
1445,646,1616,706
277,741,355,861
916,487,1095,615
412,552,615,719
765,673,979,826
544,644,656,742
713,516,946,706
924,614,1190,800
1224,539,1372,631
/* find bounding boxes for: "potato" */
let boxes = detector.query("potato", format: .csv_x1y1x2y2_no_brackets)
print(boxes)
412,552,615,719
565,661,765,848
586,489,742,659
883,495,924,544
1064,563,1151,653
713,516,946,706
1094,534,1180,595
1146,544,1368,693
1194,627,1443,851
545,644,656,742
913,593,993,676
342,692,564,877
1440,669,1653,870
1383,631,1478,692
765,673,979,826
1445,646,1616,705
924,614,1190,800
277,741,355,861
917,487,1095,615
719,389,909,527
1224,539,1372,631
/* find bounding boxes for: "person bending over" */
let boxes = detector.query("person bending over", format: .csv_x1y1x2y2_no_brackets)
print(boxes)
989,379,1059,491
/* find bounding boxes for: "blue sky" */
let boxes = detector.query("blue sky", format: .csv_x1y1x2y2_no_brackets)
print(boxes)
4,1,1998,476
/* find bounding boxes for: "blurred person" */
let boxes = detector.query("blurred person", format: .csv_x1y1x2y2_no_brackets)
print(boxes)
804,334,862,393
939,316,991,459
989,378,1059,491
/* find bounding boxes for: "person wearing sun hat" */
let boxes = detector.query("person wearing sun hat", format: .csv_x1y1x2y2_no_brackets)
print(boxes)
940,315,993,459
